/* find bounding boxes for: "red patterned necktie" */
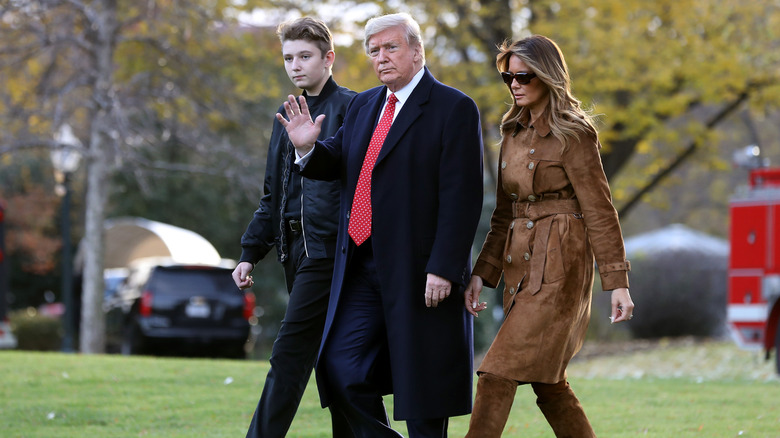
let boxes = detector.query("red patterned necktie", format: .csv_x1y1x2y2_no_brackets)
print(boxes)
348,93,398,246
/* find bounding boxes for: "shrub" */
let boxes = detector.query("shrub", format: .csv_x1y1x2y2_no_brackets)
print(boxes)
622,249,727,339
9,308,63,351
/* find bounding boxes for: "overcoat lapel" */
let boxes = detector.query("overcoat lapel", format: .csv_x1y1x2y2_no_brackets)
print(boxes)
376,68,433,165
347,87,385,189
346,68,435,186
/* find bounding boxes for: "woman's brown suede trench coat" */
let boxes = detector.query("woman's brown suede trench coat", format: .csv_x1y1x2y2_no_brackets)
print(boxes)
472,108,630,384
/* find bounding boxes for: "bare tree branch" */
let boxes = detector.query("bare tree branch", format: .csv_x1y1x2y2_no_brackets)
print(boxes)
617,92,749,217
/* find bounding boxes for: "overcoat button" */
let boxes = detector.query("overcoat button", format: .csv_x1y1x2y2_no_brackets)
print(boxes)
523,252,530,261
509,287,515,295
527,221,534,229
529,148,535,154
509,221,515,229
506,255,512,263
501,161,507,169
528,162,535,170
528,194,537,201
510,193,519,200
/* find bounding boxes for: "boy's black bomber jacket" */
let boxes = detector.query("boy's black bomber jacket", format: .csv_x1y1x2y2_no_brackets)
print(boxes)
239,77,356,264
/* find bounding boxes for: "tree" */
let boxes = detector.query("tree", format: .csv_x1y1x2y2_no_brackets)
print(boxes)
0,0,281,352
243,0,780,212
2,0,779,353
422,0,780,213
526,0,779,212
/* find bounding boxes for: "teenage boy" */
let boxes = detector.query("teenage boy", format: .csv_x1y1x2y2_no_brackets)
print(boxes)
232,17,356,438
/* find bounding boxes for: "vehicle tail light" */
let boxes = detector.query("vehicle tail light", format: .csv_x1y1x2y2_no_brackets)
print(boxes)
139,290,153,317
243,291,256,320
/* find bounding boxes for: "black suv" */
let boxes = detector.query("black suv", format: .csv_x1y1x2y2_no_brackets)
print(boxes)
105,263,255,358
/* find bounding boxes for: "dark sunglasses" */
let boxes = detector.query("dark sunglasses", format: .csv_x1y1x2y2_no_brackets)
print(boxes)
501,71,537,85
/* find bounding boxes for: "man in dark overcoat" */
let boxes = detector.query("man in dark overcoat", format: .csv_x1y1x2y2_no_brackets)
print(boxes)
277,12,484,438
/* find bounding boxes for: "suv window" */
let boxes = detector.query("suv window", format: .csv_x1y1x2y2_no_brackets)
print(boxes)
149,267,237,296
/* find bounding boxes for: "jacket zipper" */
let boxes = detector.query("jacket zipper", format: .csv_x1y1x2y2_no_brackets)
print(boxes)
300,175,310,258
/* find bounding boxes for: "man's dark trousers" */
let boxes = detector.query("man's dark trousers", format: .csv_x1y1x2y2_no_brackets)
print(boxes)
246,229,350,438
319,239,449,438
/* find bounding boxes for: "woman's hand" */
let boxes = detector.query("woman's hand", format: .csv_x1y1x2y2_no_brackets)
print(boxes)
464,275,488,317
610,287,634,323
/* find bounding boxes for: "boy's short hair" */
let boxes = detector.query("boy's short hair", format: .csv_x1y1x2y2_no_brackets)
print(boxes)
277,17,334,58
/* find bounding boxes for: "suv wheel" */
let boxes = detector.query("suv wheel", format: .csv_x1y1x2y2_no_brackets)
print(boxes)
775,321,780,375
224,343,247,360
121,321,146,356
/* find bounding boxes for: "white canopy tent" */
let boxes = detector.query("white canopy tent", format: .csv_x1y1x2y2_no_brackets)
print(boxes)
624,223,729,258
75,217,226,271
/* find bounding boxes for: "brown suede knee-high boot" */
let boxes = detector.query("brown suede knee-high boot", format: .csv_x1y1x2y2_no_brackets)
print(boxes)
465,373,518,438
532,380,596,438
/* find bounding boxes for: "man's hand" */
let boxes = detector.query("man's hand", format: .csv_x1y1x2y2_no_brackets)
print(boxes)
464,275,488,317
232,262,255,290
276,95,325,155
425,273,451,307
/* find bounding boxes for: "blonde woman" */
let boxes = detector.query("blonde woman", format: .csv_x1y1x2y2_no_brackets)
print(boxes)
464,35,634,437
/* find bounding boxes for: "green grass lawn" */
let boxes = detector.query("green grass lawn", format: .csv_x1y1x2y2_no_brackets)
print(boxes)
1,342,778,437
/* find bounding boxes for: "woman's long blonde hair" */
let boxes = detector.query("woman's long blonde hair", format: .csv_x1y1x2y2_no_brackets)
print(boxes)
496,35,597,151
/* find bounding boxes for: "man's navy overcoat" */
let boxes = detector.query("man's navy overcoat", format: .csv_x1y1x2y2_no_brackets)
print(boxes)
299,67,484,420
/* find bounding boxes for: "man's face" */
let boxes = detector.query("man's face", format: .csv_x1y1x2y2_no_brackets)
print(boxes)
367,26,422,92
281,39,332,94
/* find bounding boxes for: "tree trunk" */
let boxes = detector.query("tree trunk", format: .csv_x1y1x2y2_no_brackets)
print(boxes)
79,0,117,353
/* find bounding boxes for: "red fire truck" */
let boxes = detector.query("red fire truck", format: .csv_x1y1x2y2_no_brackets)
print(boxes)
727,161,780,374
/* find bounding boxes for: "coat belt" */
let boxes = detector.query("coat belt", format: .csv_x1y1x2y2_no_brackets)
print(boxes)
511,199,582,295
512,198,581,220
